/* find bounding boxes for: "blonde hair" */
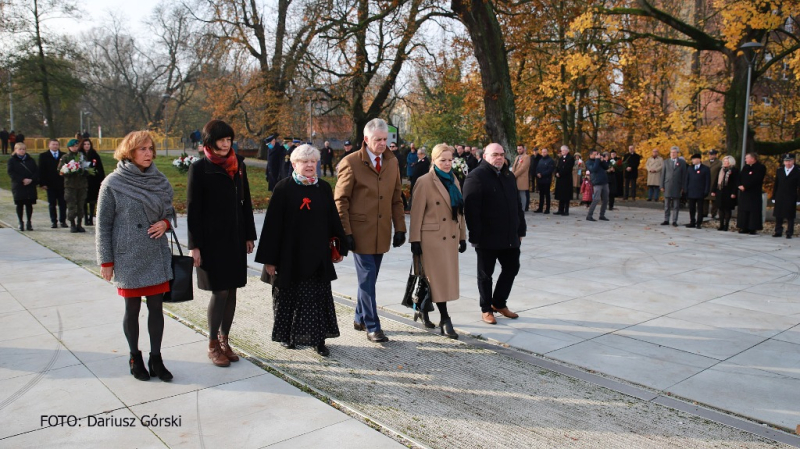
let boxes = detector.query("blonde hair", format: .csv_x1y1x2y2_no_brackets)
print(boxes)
430,144,453,168
13,142,26,153
722,155,736,167
114,131,156,161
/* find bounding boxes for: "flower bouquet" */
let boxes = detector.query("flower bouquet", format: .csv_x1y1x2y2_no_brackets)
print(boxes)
452,157,469,184
172,153,200,174
59,160,84,177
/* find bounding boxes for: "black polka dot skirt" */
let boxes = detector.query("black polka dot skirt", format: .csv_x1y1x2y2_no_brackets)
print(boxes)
272,277,340,346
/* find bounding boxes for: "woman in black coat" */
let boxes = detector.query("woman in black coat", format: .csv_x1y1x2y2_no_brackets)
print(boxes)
81,139,105,226
255,144,347,357
711,155,738,231
7,143,39,231
187,120,257,367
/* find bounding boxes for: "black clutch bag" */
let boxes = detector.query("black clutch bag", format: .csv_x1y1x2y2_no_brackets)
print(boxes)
163,229,194,303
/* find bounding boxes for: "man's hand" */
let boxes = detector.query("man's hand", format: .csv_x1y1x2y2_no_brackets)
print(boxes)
459,240,466,253
101,266,113,281
711,192,716,197
190,248,202,267
660,188,664,192
626,167,632,171
40,185,47,190
393,231,406,247
22,178,32,186
345,235,356,252
537,173,542,178
411,242,422,255
246,240,255,254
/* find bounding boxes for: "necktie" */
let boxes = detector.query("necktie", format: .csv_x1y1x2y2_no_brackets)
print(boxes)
375,156,381,173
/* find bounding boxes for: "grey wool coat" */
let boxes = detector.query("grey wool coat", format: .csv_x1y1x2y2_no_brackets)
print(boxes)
660,157,688,198
95,172,174,290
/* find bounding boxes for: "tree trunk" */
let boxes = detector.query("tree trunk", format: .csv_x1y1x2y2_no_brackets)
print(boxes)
724,55,750,160
452,0,516,157
33,0,56,139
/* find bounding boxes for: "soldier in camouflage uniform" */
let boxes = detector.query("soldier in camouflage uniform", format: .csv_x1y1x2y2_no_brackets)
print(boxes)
57,139,89,233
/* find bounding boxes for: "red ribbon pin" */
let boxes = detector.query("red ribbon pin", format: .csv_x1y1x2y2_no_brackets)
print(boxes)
300,198,311,210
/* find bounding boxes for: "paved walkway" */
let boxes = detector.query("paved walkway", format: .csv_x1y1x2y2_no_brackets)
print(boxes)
0,228,403,448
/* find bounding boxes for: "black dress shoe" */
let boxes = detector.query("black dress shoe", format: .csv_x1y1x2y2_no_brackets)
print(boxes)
315,343,330,357
543,210,550,214
599,216,609,221
685,223,696,228
552,211,562,215
366,331,389,343
353,321,366,331
51,222,58,229
533,210,543,213
586,217,596,222
695,223,702,229
60,222,68,228
672,222,678,227
772,233,782,238
738,229,748,234
748,231,757,235
661,221,669,226
787,235,793,239
280,341,296,349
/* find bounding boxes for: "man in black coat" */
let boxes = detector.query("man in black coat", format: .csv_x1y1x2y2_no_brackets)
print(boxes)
265,134,283,191
410,147,430,191
0,128,8,154
463,143,526,325
38,139,67,228
684,153,711,229
737,152,767,234
321,140,335,176
772,153,799,239
534,148,555,213
553,145,575,216
622,145,641,200
529,148,541,193
465,146,479,171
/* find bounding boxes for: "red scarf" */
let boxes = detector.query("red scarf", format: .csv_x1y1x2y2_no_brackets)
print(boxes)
203,146,238,179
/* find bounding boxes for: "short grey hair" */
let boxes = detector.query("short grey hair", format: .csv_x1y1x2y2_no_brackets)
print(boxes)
417,147,427,156
290,144,320,163
560,145,570,152
364,118,388,137
670,146,680,153
722,155,736,167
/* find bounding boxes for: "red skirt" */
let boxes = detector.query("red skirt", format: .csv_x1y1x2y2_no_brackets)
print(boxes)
118,281,170,298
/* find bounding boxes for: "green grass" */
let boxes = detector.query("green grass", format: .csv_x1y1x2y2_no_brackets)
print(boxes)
0,152,338,213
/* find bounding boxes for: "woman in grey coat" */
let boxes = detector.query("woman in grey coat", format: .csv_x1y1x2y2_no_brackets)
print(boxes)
96,130,175,382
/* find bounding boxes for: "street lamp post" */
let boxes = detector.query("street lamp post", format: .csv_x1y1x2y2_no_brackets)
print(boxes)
162,94,171,155
739,42,764,168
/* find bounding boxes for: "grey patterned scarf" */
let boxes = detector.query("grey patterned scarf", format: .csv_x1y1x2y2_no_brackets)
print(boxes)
104,160,175,226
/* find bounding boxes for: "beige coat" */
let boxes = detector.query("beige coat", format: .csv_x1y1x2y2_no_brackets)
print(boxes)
409,172,466,303
646,156,664,186
512,153,530,191
335,147,406,254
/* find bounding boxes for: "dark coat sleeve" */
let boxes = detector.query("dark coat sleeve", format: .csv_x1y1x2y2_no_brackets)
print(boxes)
254,181,287,266
186,161,204,250
240,162,258,241
462,172,483,245
703,166,711,197
326,182,348,256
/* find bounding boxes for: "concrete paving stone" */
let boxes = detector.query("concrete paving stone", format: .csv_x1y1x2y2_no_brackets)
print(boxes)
614,316,767,360
27,298,120,333
634,278,741,302
0,291,25,315
0,332,83,381
265,418,406,448
548,334,719,391
0,408,165,449
561,268,649,287
0,363,127,439
582,287,703,316
724,339,800,380
501,288,575,312
524,277,620,298
773,325,800,345
0,310,50,342
710,291,800,316
667,302,800,339
503,324,587,354
0,258,74,277
57,315,205,365
518,258,587,275
10,282,114,310
745,282,800,300
521,298,659,332
84,340,266,407
128,373,376,448
667,361,800,430
502,315,608,341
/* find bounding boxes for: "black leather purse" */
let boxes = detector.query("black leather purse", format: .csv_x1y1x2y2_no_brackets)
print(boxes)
401,255,433,312
163,229,194,303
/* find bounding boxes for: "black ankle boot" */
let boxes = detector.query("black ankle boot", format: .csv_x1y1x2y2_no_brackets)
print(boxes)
439,318,458,339
18,220,24,231
69,219,78,233
26,221,33,231
76,217,86,233
129,351,150,381
148,353,173,381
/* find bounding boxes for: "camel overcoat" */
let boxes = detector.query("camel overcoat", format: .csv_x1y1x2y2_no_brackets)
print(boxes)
646,156,663,186
512,153,530,191
409,172,466,303
334,146,406,254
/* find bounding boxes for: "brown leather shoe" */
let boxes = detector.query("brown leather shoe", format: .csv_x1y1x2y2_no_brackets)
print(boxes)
482,312,497,325
217,334,239,362
208,340,230,367
492,306,519,319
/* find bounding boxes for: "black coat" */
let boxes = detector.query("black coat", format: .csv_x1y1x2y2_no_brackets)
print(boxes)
187,156,258,291
410,158,430,191
772,166,800,219
254,178,347,289
535,155,555,185
737,161,766,230
266,144,285,191
622,153,641,179
321,146,335,164
684,163,711,199
463,160,526,249
7,154,39,204
554,154,575,201
714,167,739,211
85,149,106,202
38,150,64,191
465,153,479,171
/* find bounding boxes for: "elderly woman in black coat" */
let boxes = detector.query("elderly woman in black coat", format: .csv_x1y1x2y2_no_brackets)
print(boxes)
7,143,39,231
255,144,347,357
711,155,739,231
187,120,257,368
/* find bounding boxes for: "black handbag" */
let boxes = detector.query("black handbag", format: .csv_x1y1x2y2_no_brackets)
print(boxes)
163,229,194,303
401,255,433,312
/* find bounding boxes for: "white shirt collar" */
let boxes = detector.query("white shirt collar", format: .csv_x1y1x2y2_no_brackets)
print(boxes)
365,147,382,167
787,165,794,174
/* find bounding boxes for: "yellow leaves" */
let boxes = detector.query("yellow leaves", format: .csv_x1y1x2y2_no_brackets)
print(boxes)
569,12,596,37
563,52,595,80
716,0,785,50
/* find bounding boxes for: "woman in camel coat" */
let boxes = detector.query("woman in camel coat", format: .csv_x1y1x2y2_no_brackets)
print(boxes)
409,144,466,339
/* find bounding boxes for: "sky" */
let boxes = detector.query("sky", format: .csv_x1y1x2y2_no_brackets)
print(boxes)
48,0,162,36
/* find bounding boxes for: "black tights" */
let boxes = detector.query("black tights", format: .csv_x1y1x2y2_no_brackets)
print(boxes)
436,302,450,320
208,289,237,341
16,203,33,223
123,295,164,355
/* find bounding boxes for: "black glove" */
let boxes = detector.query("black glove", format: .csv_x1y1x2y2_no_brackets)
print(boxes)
345,235,356,252
459,240,466,253
411,242,422,255
393,231,406,248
